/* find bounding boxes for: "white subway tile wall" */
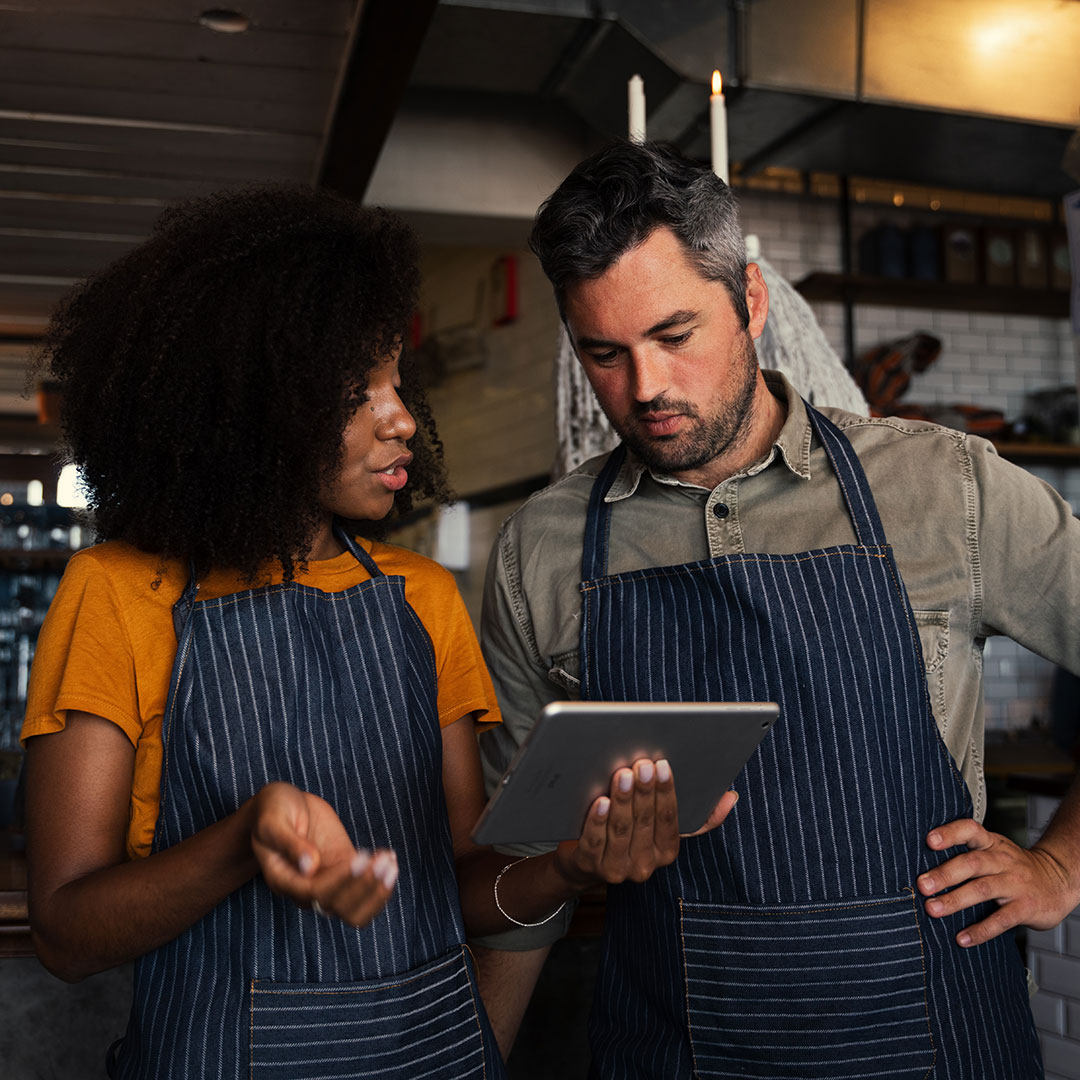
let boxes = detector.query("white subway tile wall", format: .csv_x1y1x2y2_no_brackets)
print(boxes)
738,191,1078,738
1028,795,1080,1075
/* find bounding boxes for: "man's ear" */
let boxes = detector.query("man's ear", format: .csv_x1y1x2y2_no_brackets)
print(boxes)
744,263,769,341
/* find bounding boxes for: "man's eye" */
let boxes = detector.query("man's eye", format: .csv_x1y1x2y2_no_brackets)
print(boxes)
588,350,619,364
661,331,692,346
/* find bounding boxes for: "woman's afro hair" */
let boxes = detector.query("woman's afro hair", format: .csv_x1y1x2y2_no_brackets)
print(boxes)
35,184,450,581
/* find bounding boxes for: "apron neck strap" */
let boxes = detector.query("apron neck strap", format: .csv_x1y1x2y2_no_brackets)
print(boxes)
803,404,888,548
336,525,384,577
581,445,626,583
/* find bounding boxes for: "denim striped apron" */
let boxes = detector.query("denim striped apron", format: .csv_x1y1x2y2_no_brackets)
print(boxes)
580,406,1042,1080
110,531,504,1079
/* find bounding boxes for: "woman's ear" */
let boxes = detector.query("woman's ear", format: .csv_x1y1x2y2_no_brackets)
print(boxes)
744,263,769,341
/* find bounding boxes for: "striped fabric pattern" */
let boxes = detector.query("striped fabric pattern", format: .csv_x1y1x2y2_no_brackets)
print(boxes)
112,533,502,1079
579,407,1043,1080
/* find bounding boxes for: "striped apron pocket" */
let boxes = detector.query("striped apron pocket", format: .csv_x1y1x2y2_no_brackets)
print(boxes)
679,892,936,1079
250,946,490,1080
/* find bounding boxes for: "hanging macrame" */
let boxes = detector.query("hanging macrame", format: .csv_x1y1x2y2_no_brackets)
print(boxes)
551,253,868,480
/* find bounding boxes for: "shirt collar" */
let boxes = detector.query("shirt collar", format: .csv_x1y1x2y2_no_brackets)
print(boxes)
603,369,814,503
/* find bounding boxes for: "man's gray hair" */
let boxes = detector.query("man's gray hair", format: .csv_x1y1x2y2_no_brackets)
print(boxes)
529,140,748,327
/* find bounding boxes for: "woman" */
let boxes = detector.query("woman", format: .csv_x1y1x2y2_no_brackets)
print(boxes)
21,187,517,1078
21,186,714,1078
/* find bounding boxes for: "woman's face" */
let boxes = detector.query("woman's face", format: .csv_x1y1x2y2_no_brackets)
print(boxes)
319,348,417,530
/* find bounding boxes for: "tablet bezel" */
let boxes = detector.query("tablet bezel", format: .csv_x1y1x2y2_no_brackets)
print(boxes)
472,700,779,847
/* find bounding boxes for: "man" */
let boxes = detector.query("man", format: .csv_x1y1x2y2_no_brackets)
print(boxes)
474,141,1080,1078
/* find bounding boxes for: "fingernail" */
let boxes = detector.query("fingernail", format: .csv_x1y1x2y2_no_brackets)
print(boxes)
731,790,739,805
958,933,972,947
638,760,654,784
298,853,314,875
921,875,936,893
656,759,671,783
350,850,372,877
380,860,399,890
597,797,611,818
928,832,943,847
927,900,943,916
374,853,398,889
618,770,633,793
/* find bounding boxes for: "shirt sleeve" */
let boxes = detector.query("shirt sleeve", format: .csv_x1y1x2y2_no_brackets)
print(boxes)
972,436,1080,670
21,551,140,747
473,518,580,950
402,554,502,730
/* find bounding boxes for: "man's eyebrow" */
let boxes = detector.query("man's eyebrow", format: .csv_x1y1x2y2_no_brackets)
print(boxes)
576,310,699,351
646,310,698,336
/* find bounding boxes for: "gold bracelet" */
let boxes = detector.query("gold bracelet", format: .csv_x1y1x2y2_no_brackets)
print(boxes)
493,857,567,928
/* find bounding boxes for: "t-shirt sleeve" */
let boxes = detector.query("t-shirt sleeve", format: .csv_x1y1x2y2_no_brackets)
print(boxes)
21,551,140,747
403,556,502,730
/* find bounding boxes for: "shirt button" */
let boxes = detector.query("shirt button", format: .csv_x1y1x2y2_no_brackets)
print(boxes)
713,502,730,519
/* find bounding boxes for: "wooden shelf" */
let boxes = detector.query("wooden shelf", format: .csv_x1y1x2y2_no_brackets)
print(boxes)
992,442,1080,464
0,549,73,571
794,272,1070,318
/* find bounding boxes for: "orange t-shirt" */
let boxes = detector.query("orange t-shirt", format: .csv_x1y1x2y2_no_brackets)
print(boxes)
21,538,501,859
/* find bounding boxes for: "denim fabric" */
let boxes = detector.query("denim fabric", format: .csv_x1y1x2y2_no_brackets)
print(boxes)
580,408,1042,1080
110,530,503,1079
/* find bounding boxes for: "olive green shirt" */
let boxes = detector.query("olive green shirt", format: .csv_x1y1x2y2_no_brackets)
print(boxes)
476,371,1080,949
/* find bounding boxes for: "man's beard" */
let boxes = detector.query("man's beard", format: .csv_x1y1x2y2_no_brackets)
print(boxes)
610,332,759,476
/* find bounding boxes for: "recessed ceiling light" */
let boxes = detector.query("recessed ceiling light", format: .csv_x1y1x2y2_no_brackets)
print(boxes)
198,9,251,33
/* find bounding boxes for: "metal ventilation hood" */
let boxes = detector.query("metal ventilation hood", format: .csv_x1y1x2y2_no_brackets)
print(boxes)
416,0,1080,199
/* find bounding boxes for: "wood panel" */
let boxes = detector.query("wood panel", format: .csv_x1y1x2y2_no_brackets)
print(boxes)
6,0,355,35
0,11,347,70
0,83,333,136
0,48,338,105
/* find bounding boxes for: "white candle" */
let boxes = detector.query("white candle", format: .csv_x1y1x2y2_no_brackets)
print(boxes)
710,69,728,182
628,74,646,143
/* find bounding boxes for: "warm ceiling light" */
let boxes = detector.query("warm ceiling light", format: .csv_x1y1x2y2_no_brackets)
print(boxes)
711,70,723,96
198,9,250,33
930,198,942,211
892,193,905,207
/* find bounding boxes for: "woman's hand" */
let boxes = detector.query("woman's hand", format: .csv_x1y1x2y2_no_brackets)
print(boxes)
251,781,398,927
553,758,738,889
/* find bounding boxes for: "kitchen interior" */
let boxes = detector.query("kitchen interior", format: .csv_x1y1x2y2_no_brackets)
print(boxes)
0,1,1078,1076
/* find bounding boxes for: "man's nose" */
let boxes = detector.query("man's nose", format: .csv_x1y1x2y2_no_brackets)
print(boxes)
628,350,669,403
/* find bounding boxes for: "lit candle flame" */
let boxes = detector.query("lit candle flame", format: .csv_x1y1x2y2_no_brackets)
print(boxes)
711,69,723,96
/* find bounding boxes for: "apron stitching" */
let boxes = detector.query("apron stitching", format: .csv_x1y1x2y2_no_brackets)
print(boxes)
677,898,702,1080
582,549,890,589
250,950,464,996
249,978,255,1080
461,944,489,1080
905,887,939,1079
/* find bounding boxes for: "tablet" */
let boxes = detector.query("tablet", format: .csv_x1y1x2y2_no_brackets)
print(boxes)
472,700,779,846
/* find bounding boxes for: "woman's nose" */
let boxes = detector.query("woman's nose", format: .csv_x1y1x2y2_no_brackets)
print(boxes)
376,391,416,442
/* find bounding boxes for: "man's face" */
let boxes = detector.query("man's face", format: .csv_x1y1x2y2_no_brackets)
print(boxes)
564,226,769,486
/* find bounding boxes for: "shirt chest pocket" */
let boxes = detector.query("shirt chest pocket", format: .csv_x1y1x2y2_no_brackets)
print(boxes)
547,650,581,695
912,610,950,735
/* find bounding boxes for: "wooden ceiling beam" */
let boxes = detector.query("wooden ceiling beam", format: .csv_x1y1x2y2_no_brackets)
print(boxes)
315,0,440,200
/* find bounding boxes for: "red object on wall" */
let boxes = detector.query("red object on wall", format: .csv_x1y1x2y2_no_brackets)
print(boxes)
491,255,518,326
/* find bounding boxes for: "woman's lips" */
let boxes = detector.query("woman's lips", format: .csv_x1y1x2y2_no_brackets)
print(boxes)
374,453,412,491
